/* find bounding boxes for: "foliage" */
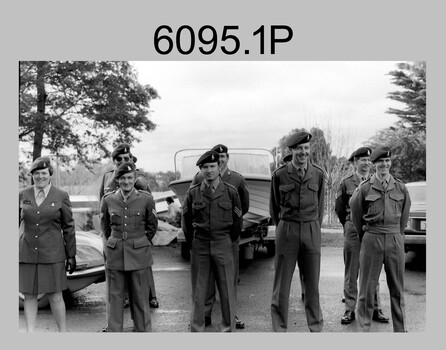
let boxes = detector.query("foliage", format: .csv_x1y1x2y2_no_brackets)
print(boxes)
386,61,426,132
19,61,159,169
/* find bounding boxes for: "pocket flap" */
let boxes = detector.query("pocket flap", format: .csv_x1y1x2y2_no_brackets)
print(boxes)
106,237,118,248
389,192,404,201
133,236,150,249
218,202,232,210
279,184,295,192
308,183,319,191
192,202,206,210
365,194,381,202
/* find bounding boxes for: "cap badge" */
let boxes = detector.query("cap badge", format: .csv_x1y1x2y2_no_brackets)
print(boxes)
127,165,131,171
387,151,390,157
307,135,310,141
367,150,370,155
43,162,46,167
211,155,214,160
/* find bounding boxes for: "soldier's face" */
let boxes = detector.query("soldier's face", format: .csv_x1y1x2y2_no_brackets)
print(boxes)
200,162,219,181
291,142,310,166
118,172,136,194
374,158,391,177
355,156,371,173
114,153,132,168
32,168,51,189
218,153,228,169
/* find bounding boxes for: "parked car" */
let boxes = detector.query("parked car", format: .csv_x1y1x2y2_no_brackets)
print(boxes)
404,181,426,252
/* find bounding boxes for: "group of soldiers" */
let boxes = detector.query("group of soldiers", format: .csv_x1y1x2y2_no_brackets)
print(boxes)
98,130,411,332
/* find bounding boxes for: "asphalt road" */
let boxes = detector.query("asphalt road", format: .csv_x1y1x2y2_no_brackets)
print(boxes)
18,229,426,333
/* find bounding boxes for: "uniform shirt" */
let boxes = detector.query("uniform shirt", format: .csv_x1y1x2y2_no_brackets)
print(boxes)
191,167,250,215
19,185,76,263
270,162,325,225
182,179,242,246
100,188,158,271
335,172,368,226
34,183,51,201
349,174,411,241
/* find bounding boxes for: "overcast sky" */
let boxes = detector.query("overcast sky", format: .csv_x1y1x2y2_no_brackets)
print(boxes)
130,61,402,173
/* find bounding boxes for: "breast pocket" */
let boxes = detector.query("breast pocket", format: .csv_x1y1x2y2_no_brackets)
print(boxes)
365,194,382,215
218,201,232,222
192,202,207,222
110,211,121,225
279,184,295,206
130,210,143,227
389,192,404,217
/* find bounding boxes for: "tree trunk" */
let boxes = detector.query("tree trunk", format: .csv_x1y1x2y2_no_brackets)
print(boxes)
32,61,47,161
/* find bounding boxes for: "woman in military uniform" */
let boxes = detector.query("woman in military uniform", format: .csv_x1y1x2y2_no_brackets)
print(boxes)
19,157,76,332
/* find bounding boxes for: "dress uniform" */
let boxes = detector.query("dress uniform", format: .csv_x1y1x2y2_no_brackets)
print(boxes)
270,131,325,332
182,151,242,332
191,144,249,329
100,162,158,332
335,147,388,324
350,147,411,332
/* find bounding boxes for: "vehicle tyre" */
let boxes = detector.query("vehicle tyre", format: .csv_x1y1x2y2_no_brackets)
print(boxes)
266,242,276,257
181,242,190,260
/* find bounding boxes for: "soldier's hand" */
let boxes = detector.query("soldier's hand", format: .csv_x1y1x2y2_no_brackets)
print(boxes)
66,257,76,274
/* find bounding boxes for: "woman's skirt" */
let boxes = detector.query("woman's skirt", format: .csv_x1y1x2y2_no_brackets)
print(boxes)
19,262,67,294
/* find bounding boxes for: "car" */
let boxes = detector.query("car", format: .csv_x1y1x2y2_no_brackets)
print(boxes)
404,181,426,252
19,207,106,309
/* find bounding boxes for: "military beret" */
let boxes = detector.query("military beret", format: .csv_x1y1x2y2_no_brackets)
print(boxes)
30,157,53,175
286,131,312,148
111,143,131,160
369,147,392,163
114,161,136,179
282,153,292,163
211,144,228,154
196,150,220,166
348,146,372,162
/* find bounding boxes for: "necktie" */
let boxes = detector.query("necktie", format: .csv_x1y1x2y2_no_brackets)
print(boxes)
297,168,304,180
36,190,45,206
382,180,388,190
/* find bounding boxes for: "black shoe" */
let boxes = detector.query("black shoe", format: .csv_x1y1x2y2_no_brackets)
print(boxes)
98,324,108,332
341,310,355,324
235,316,245,329
301,293,305,302
205,316,212,327
149,297,159,308
341,297,345,303
373,309,389,323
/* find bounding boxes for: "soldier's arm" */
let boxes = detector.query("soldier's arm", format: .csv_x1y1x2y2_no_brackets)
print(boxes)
350,188,365,241
99,196,111,256
98,174,106,210
400,185,412,233
145,197,158,242
334,181,347,226
181,192,194,247
231,191,242,241
239,176,250,216
318,171,325,226
269,174,280,225
61,191,76,259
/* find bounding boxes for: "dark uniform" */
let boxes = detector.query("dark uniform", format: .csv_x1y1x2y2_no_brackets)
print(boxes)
182,151,242,332
270,132,325,332
350,147,411,332
100,162,158,332
335,147,388,324
191,145,249,328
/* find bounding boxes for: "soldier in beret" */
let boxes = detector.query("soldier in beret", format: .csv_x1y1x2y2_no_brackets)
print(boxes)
191,144,249,329
100,162,158,332
335,147,389,325
270,131,325,332
19,157,76,332
98,144,157,332
182,150,242,332
350,147,411,332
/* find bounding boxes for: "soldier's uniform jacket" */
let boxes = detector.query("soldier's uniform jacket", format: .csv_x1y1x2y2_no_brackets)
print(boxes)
182,179,242,246
335,173,366,226
192,168,249,216
19,186,76,263
270,162,325,225
349,174,411,241
100,188,158,271
99,168,151,201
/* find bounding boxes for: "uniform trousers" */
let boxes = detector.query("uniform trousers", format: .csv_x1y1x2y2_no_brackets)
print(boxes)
271,220,323,332
190,237,236,332
204,237,240,318
107,267,152,332
343,221,381,311
357,231,406,332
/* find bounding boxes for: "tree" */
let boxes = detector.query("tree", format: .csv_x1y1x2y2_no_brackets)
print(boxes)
19,61,159,168
386,61,426,132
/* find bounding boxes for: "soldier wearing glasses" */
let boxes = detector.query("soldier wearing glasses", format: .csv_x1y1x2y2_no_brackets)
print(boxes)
350,147,411,332
100,162,158,332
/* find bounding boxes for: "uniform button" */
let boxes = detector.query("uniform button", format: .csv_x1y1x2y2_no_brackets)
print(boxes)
125,207,128,210
35,247,38,250
35,235,38,238
36,223,39,226
125,216,128,218
37,211,40,214
124,224,127,226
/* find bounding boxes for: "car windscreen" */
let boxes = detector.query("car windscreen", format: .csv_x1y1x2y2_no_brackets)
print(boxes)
407,185,426,203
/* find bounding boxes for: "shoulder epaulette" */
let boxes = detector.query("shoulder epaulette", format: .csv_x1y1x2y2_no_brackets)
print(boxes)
186,182,201,194
273,163,287,174
311,163,325,172
103,190,116,198
137,189,153,197
341,173,354,181
223,182,237,191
